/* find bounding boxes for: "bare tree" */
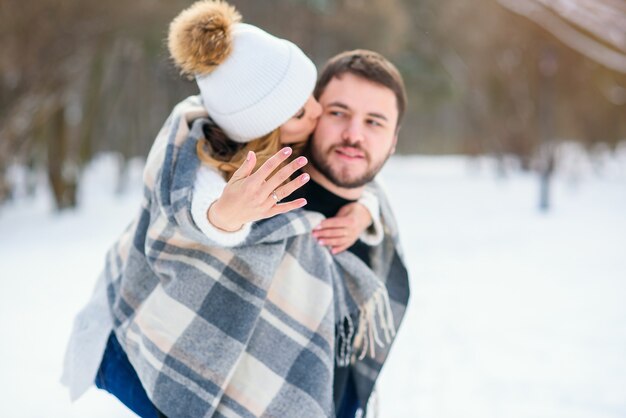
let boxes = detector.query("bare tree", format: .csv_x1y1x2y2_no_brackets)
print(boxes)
498,0,626,73
1,0,624,212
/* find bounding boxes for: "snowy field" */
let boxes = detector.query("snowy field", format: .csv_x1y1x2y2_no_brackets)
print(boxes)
1,149,625,418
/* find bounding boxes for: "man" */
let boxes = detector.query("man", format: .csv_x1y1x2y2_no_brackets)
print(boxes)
64,50,409,418
292,49,410,417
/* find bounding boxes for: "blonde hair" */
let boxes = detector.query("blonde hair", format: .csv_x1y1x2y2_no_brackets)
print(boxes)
198,127,308,181
197,129,279,181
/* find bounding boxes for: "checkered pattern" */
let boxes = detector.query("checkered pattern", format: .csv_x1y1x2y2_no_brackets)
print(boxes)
102,96,410,417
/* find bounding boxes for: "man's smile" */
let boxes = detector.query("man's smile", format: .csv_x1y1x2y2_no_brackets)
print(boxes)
333,146,366,161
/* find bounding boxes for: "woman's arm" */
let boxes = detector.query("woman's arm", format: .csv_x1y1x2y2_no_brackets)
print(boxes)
355,188,384,245
191,147,311,246
191,164,252,246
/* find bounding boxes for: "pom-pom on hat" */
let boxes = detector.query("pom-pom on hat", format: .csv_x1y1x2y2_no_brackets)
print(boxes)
168,0,317,143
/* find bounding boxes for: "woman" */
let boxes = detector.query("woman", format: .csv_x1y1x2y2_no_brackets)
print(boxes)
168,0,382,251
62,2,386,417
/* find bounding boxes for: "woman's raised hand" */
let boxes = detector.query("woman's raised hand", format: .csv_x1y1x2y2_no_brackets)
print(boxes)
207,147,310,232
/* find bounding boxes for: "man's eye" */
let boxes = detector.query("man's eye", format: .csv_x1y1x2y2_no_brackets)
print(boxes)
330,111,344,117
367,119,383,127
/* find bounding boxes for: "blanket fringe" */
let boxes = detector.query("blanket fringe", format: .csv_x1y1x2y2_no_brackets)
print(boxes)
336,314,354,367
352,289,396,361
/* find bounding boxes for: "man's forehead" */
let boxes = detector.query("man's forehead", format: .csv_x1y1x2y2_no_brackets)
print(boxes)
320,73,398,119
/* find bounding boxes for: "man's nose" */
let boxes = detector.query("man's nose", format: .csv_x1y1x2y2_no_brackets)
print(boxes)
341,120,364,144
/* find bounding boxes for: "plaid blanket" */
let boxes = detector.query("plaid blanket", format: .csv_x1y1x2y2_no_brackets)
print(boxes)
105,96,410,417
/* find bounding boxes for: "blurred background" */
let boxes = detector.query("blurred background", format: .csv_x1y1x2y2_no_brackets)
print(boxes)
1,0,625,417
1,0,624,210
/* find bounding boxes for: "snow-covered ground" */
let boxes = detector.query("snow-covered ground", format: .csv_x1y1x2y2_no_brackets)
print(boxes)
1,150,625,418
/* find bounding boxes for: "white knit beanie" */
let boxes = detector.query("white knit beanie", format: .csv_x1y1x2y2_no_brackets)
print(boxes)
168,1,317,143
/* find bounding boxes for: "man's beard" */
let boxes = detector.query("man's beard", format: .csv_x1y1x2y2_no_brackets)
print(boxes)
307,141,389,188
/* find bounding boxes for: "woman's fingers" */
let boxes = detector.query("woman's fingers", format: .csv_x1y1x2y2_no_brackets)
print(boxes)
317,237,351,249
263,156,308,195
312,213,362,254
267,198,308,217
330,244,351,255
314,216,353,231
271,172,310,202
312,228,347,240
230,151,257,182
250,147,293,183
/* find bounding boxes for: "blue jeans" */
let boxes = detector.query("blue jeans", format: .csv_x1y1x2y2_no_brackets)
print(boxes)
95,333,163,418
336,371,360,418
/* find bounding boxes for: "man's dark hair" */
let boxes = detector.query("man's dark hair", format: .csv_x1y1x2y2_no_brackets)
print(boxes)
314,49,407,129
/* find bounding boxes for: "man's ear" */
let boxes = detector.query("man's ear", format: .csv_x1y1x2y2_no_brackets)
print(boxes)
390,132,399,154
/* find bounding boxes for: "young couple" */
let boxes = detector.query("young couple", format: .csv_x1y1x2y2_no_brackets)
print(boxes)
62,1,410,417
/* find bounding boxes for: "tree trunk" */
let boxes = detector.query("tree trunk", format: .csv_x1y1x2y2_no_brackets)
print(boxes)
537,45,558,212
47,104,78,210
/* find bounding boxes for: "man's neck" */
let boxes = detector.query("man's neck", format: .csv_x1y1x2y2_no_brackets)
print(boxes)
303,164,364,201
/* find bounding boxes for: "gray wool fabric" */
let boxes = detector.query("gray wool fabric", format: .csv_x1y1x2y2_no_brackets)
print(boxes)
103,96,410,417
